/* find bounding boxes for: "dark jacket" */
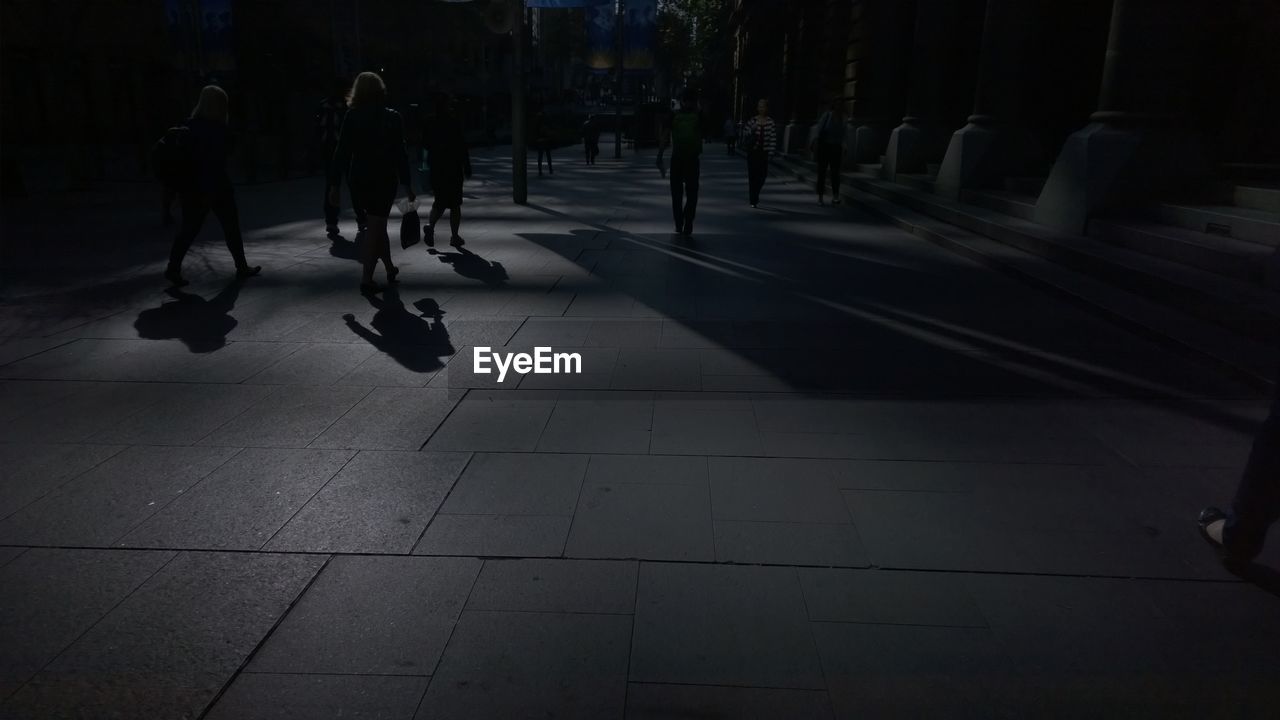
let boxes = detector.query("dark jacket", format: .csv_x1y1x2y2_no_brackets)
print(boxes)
185,117,236,194
424,114,472,187
329,106,411,192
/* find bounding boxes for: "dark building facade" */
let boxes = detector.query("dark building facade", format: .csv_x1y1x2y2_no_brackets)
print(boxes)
729,0,1280,234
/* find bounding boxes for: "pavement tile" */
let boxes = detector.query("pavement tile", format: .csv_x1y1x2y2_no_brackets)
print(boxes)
630,563,823,689
584,453,708,485
507,318,593,347
709,457,851,523
266,450,470,553
0,445,239,547
713,521,869,567
309,387,460,451
120,447,353,550
5,551,323,720
438,452,587,516
206,673,430,720
626,683,834,720
797,568,986,626
423,389,558,452
88,383,277,446
650,392,763,455
583,319,662,347
610,348,702,391
535,390,653,453
0,380,169,444
414,610,630,720
0,548,174,700
814,622,1019,719
413,513,571,557
466,558,637,614
244,341,376,385
198,384,372,448
566,481,714,561
0,379,86,424
0,443,125,521
250,556,481,676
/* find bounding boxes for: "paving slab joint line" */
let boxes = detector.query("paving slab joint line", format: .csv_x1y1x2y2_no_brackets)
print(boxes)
406,451,479,554
416,387,472,452
194,552,337,720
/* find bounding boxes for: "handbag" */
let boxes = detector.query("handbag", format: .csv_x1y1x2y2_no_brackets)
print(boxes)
398,198,421,249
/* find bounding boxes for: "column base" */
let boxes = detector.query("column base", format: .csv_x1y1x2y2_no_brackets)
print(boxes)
881,119,944,181
849,122,886,166
1033,122,1213,234
934,120,1040,200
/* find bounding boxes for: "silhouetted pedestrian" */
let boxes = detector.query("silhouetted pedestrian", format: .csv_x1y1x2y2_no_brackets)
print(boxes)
1200,372,1280,564
723,116,737,155
533,110,553,176
582,114,601,165
743,98,777,208
423,95,472,249
164,85,260,287
319,79,367,235
811,97,845,205
661,89,702,236
328,72,415,294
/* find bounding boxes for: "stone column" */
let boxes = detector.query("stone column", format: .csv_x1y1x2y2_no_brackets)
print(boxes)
881,0,955,181
934,0,1039,198
1034,0,1214,232
845,0,912,168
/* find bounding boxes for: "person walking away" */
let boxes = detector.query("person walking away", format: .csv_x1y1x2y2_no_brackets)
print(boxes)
1199,368,1280,566
319,79,367,235
811,97,845,205
423,95,472,249
582,114,601,165
743,98,777,208
164,85,261,287
661,89,702,236
723,115,737,155
328,72,415,294
533,110,553,176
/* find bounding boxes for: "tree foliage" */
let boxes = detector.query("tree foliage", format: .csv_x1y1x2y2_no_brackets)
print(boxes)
657,0,733,82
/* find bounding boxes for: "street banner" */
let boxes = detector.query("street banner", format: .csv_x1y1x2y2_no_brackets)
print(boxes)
526,1,612,7
623,0,656,74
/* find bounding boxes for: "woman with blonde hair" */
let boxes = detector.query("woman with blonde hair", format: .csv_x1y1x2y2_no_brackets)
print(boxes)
165,85,260,287
328,71,415,294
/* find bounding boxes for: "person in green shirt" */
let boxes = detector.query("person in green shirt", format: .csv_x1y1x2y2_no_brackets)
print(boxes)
661,89,703,236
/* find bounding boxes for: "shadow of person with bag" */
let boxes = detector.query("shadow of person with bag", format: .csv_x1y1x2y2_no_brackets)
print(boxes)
432,247,508,288
133,281,240,353
343,289,453,373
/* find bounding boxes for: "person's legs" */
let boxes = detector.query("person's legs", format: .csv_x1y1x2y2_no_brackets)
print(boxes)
167,193,210,282
828,143,842,201
449,204,461,238
1224,388,1280,558
815,145,830,203
748,152,766,205
537,148,545,176
323,142,339,230
546,146,553,174
210,189,253,272
162,185,177,225
669,160,684,231
362,215,386,286
684,157,700,232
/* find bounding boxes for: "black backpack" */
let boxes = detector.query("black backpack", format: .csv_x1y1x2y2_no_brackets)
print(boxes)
151,126,194,187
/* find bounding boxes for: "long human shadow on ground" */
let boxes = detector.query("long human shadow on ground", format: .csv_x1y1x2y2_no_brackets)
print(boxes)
133,281,240,353
430,247,509,287
520,202,1264,435
343,288,453,372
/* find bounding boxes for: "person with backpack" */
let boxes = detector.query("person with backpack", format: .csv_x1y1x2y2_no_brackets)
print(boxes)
328,72,415,294
318,79,367,236
660,89,703,236
810,97,845,205
742,98,777,208
160,85,260,288
422,94,472,248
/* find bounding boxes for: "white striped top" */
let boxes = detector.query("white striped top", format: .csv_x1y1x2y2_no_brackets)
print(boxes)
744,116,777,155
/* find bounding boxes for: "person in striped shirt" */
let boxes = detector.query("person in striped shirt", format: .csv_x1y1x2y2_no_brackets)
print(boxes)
743,98,777,208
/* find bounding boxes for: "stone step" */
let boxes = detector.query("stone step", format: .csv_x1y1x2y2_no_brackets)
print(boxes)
925,163,941,176
1152,203,1280,247
896,173,936,193
1088,219,1273,284
1003,176,1047,196
773,154,1280,346
961,189,1036,221
1233,184,1280,214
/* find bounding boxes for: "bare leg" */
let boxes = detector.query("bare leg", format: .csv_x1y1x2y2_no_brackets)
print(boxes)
362,214,386,284
449,206,461,237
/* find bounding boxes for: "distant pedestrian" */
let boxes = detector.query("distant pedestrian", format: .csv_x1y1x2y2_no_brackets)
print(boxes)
743,98,777,208
328,72,415,294
582,114,601,165
811,97,845,205
723,116,737,155
532,110,553,176
660,88,702,236
319,79,367,235
1200,370,1280,565
164,85,260,287
423,95,472,249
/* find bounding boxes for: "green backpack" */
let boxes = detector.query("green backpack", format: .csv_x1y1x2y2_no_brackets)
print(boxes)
670,112,701,157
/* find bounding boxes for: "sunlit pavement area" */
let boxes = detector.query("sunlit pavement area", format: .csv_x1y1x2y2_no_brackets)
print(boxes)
1,145,1278,718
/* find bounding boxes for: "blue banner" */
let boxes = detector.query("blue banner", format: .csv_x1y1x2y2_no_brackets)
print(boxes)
526,0,612,7
585,4,616,74
623,0,656,73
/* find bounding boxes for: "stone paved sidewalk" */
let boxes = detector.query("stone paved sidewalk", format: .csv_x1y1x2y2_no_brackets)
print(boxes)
1,145,1277,719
